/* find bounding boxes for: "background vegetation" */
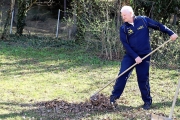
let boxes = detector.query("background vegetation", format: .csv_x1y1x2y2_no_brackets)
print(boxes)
1,0,180,49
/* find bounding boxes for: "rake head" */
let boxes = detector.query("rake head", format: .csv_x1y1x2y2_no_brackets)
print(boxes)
90,94,100,106
89,93,117,110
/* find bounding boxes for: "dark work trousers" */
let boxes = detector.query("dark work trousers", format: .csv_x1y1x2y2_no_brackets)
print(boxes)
111,54,152,104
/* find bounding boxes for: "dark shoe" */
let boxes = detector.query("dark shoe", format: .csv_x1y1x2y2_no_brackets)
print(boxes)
143,102,151,110
110,95,118,109
110,95,117,104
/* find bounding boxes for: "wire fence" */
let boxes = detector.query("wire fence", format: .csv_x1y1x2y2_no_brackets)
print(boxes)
0,1,74,40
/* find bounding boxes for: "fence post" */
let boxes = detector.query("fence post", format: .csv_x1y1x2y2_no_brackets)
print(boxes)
56,9,60,38
10,9,14,34
10,0,15,34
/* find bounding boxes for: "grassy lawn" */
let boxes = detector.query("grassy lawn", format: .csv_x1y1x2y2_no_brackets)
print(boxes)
0,39,179,120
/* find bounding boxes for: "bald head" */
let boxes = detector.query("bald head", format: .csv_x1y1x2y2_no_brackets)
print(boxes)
121,6,134,23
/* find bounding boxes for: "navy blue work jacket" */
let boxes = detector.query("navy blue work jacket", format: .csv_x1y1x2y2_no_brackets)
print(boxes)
120,16,174,59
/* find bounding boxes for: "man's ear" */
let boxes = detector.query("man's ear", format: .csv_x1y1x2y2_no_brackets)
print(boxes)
130,12,133,17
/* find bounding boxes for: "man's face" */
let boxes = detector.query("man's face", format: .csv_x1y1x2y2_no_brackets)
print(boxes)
121,11,132,22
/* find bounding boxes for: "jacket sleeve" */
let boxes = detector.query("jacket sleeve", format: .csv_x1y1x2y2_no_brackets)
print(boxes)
144,16,174,36
120,26,138,59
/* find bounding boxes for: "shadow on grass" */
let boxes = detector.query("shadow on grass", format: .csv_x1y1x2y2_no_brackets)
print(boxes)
0,102,39,119
0,40,179,79
0,41,118,77
1,98,179,120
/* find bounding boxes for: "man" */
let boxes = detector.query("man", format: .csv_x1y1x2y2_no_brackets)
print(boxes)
110,6,178,110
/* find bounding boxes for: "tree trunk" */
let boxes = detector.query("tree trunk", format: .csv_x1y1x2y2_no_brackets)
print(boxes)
16,0,37,36
16,0,26,35
75,0,84,44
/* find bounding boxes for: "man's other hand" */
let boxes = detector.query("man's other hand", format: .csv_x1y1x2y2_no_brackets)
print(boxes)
170,34,178,41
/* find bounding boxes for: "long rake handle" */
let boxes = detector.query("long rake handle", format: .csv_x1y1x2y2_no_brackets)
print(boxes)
91,39,172,97
169,78,180,119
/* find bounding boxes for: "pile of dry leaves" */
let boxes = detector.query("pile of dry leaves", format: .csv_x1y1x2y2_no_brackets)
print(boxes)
37,94,113,114
35,94,118,119
36,94,176,120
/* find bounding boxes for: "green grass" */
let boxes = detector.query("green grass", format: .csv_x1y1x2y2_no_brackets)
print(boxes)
0,39,179,120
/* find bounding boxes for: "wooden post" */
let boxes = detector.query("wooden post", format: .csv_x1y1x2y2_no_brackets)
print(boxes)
56,9,60,38
10,0,15,34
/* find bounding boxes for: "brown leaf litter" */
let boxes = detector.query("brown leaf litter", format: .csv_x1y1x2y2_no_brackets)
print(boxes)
37,94,114,114
36,94,177,120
